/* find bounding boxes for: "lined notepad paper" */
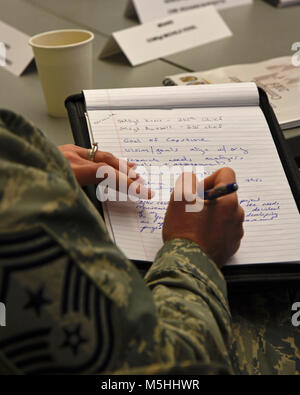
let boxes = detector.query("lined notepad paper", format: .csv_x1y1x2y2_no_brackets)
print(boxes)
84,83,300,265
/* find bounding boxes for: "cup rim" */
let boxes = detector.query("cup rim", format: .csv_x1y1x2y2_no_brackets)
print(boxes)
29,29,94,49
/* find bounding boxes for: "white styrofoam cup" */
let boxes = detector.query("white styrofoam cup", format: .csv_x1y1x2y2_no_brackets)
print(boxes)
30,29,94,117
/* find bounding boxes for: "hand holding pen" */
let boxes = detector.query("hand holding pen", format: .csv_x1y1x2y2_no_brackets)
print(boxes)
163,168,245,268
204,182,238,201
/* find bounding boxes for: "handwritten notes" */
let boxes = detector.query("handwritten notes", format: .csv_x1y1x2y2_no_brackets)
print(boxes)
126,0,253,24
0,20,33,76
84,84,300,265
100,7,232,66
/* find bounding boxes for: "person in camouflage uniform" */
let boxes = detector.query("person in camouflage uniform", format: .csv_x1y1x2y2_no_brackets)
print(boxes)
0,110,299,375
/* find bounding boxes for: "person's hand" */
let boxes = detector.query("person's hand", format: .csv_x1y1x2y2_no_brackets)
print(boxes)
59,144,152,198
163,168,245,268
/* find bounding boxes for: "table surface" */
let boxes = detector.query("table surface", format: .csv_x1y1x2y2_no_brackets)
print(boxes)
0,0,300,144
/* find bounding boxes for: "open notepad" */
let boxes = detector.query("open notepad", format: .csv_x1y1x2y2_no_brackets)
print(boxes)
84,83,300,266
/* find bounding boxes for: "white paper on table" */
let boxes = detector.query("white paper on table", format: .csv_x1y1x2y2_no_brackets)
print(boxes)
0,20,33,76
100,6,232,66
272,0,300,7
164,56,300,130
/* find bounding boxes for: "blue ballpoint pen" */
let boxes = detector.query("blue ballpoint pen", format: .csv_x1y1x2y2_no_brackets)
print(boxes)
204,182,238,201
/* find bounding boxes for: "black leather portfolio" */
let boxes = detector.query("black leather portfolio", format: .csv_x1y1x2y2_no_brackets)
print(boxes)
65,87,300,290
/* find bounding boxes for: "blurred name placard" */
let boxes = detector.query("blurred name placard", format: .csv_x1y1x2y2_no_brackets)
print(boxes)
100,7,232,66
0,20,33,76
125,0,253,24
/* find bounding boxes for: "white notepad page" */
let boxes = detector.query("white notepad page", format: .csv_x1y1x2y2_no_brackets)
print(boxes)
84,83,300,265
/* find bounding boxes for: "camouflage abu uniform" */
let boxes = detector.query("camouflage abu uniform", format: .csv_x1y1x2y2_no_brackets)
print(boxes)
0,110,299,375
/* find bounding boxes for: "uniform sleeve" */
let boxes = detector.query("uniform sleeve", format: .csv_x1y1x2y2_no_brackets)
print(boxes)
144,239,233,371
0,110,233,375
